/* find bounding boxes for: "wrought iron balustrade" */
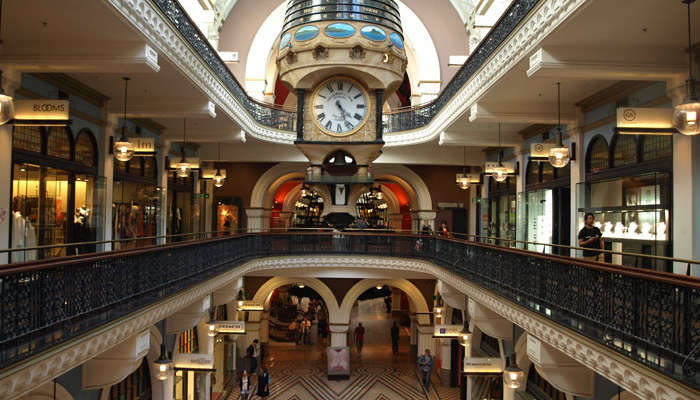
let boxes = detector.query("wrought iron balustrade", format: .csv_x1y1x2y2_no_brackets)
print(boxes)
0,232,697,390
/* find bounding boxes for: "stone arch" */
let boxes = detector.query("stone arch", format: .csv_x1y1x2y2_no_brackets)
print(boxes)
371,164,432,211
249,163,306,209
281,183,331,216
251,277,341,323
244,1,441,104
339,278,430,324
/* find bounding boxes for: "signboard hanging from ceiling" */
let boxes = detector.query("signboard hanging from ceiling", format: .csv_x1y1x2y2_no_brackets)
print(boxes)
12,99,70,125
615,107,675,135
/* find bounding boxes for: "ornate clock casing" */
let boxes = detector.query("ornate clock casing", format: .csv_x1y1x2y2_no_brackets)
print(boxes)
311,76,370,137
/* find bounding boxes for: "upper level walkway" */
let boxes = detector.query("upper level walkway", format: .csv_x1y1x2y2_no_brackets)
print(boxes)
0,231,698,399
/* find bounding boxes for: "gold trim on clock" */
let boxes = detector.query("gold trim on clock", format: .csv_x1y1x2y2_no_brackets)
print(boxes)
310,76,370,137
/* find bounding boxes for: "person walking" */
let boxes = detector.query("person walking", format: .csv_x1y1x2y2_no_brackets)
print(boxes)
354,323,365,356
257,366,270,397
239,370,251,400
252,339,261,372
417,349,433,390
578,212,604,261
390,321,400,355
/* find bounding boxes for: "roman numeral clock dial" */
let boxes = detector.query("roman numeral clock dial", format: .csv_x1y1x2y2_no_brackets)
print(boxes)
311,77,369,137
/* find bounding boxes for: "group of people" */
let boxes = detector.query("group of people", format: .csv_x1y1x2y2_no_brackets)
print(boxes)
239,339,270,399
288,314,313,345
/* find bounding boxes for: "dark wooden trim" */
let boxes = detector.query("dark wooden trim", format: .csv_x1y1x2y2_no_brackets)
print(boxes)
12,149,98,176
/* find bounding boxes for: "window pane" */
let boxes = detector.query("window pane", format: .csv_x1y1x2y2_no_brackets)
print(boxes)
13,126,42,152
642,135,672,161
613,135,637,167
587,138,609,173
75,131,97,167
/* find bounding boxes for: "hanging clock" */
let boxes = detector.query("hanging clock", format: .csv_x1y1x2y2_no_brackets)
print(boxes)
311,76,369,137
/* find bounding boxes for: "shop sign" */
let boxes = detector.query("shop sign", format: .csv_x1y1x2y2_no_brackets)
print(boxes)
433,324,463,338
173,353,214,370
484,161,516,174
527,334,542,364
530,142,555,160
237,300,264,311
167,157,200,169
463,357,503,374
214,320,245,334
198,193,210,199
14,99,69,121
133,137,155,154
616,107,674,134
135,330,150,356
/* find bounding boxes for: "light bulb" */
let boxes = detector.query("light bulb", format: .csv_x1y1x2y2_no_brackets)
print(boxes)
376,284,383,290
548,146,570,168
0,93,15,125
298,283,305,288
207,323,216,337
493,168,508,183
214,176,224,188
114,139,135,162
673,103,700,135
503,367,525,389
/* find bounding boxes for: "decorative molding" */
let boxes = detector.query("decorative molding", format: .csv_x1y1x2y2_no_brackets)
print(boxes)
103,0,296,144
383,0,590,146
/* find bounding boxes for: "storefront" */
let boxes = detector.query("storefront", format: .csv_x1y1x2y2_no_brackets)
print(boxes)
520,160,570,254
11,125,104,261
355,190,389,228
168,173,196,238
487,177,517,244
113,155,161,248
292,187,324,227
578,133,672,269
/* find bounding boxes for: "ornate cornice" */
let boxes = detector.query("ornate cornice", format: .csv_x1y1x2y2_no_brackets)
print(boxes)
383,0,590,147
103,0,296,144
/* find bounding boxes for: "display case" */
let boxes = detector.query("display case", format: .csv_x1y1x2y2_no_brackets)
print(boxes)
577,172,671,269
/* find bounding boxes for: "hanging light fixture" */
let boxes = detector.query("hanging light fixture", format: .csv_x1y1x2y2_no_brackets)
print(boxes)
492,123,509,182
113,77,135,162
154,344,173,381
456,146,470,190
503,354,525,389
0,70,14,125
213,142,225,188
207,307,217,337
174,118,191,178
673,0,700,135
548,82,571,168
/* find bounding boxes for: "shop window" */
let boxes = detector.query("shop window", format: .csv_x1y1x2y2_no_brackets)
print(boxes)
612,134,638,167
526,161,539,185
293,188,324,227
178,328,199,354
12,126,43,153
586,136,609,173
641,135,672,162
75,129,97,167
129,157,143,177
143,156,157,179
356,190,388,228
109,358,151,400
46,127,72,159
541,162,555,183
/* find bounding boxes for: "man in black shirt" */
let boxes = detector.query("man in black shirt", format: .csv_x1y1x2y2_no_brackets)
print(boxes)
578,212,604,261
390,321,400,354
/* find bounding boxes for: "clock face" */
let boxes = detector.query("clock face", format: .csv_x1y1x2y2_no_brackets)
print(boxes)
311,77,369,137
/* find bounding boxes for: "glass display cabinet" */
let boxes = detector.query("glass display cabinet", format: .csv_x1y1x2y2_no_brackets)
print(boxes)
577,172,671,270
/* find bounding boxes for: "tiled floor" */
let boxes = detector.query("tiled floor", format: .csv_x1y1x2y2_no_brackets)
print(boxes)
227,310,460,400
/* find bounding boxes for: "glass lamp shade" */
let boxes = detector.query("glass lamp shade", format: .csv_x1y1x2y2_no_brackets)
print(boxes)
456,174,470,190
154,345,172,381
175,160,190,178
503,366,525,389
548,145,570,168
113,139,135,162
492,167,508,183
214,170,225,188
673,101,700,135
0,93,14,125
207,322,217,337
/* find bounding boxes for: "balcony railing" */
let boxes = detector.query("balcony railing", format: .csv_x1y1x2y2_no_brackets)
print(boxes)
0,232,698,390
149,0,539,136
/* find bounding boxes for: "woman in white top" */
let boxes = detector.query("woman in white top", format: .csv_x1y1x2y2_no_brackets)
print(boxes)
239,370,251,400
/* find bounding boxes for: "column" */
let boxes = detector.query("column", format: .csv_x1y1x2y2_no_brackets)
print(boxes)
409,315,418,356
439,338,452,384
96,110,118,252
157,139,170,244
0,70,19,264
568,114,585,257
515,149,527,248
192,170,201,237
259,312,270,343
203,179,213,236
245,208,271,232
196,317,215,400
416,324,435,357
672,133,700,274
296,89,305,141
411,210,437,232
329,324,348,347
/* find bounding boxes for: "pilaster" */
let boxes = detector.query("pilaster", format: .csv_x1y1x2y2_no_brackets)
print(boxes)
100,112,119,252
568,112,585,257
0,70,20,264
157,139,170,244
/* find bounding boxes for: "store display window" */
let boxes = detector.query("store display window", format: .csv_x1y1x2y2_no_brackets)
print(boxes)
488,177,517,244
356,190,388,228
168,174,196,238
293,188,324,227
11,127,103,261
113,155,161,248
217,204,239,234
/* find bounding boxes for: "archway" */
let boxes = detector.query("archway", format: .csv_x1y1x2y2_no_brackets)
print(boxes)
252,277,341,323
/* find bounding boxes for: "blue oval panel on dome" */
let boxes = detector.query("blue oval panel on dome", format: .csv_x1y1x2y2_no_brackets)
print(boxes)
325,23,355,38
361,25,386,41
280,33,292,49
390,32,404,49
295,25,319,42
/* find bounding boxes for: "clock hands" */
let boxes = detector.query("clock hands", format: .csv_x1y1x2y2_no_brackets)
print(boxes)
335,100,352,120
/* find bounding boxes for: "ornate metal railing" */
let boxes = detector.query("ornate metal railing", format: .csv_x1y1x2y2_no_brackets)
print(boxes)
149,0,540,136
1,233,698,389
151,0,296,132
384,0,540,133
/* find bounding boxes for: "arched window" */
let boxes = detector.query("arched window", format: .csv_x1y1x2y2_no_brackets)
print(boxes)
526,161,539,185
46,127,72,159
143,156,157,179
586,136,609,173
128,156,143,176
541,162,555,183
612,134,637,167
641,135,672,161
74,129,97,167
12,126,43,153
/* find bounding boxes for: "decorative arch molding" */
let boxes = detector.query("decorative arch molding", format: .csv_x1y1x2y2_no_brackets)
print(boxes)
371,164,432,211
244,2,287,100
339,278,430,324
249,163,306,209
251,277,341,323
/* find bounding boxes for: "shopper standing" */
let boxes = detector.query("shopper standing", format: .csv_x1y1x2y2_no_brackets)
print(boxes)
390,321,400,355
257,366,270,397
239,370,251,400
578,212,604,261
354,323,365,356
417,349,433,390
